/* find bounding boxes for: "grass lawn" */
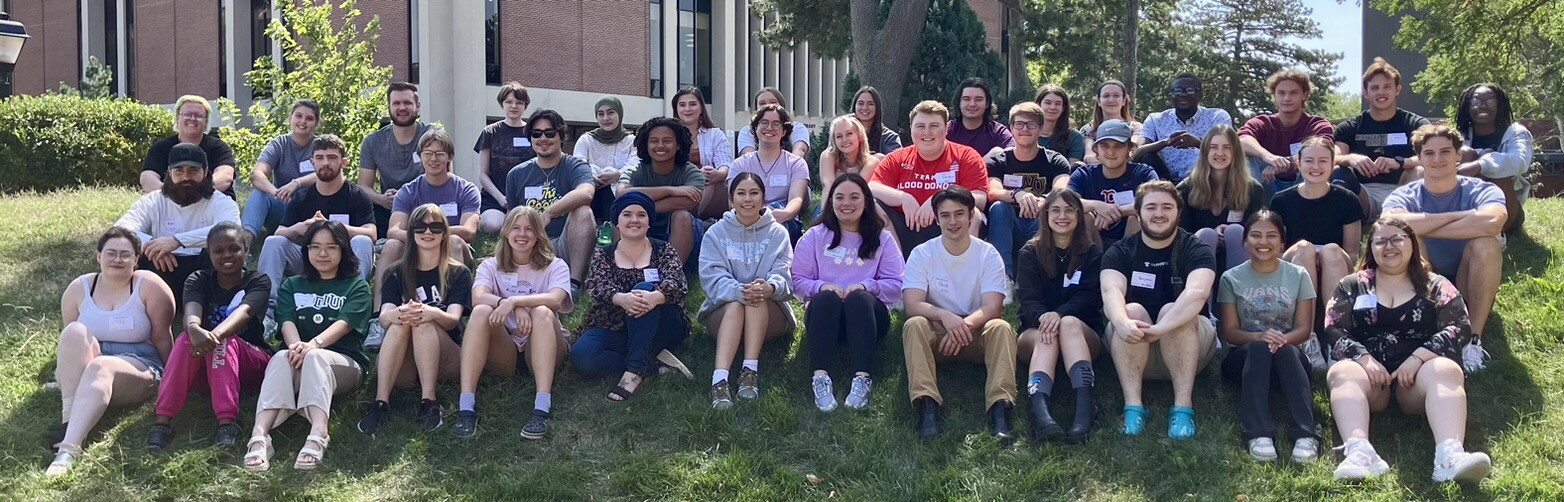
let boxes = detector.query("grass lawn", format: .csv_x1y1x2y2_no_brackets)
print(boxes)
0,186,1560,501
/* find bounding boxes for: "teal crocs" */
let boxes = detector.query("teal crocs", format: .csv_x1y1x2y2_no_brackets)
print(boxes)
1121,405,1148,436
1169,406,1197,439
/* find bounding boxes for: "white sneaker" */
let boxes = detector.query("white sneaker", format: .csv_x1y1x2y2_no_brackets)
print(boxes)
1292,437,1321,463
364,322,386,350
1333,438,1391,480
811,375,838,412
1248,437,1278,461
262,310,279,343
1432,438,1492,483
1301,334,1328,372
844,375,873,410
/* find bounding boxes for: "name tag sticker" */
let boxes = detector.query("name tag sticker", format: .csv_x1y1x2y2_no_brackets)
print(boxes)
294,293,317,309
109,316,134,331
933,278,954,294
1354,294,1378,310
643,269,662,283
1111,190,1135,206
1227,210,1244,223
438,202,459,217
499,274,519,289
328,214,350,224
1063,270,1082,288
412,151,421,164
1386,133,1409,146
161,219,179,232
1289,142,1304,156
298,159,315,174
768,174,788,187
614,154,631,167
524,186,545,200
1003,174,1023,188
1130,271,1157,289
934,171,957,184
514,137,531,148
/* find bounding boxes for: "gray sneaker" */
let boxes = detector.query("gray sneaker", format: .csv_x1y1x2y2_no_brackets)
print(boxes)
844,375,873,410
811,375,838,412
262,309,279,343
364,321,387,350
736,368,760,400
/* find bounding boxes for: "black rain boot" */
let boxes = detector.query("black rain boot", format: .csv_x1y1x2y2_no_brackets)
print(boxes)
1064,385,1097,444
989,401,1015,446
1029,393,1064,442
914,397,942,439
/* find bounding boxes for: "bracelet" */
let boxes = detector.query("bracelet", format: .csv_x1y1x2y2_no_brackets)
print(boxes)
1410,353,1427,363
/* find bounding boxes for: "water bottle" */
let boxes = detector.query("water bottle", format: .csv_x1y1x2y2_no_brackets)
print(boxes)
596,222,613,247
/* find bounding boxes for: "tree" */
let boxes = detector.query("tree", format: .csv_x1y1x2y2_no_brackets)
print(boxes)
215,0,393,182
1375,0,1563,142
1188,0,1341,118
899,0,1007,118
752,0,932,129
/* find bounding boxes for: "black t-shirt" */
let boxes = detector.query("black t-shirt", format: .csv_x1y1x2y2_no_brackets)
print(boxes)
1176,179,1268,232
1101,230,1217,316
1333,109,1430,185
143,135,239,197
380,264,474,339
182,269,273,351
1470,130,1502,151
473,121,537,192
984,146,1072,195
1269,184,1365,248
282,183,377,230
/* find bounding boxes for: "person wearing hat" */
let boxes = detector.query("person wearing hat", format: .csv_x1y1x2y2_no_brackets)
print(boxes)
141,95,238,197
574,96,637,223
1067,119,1161,246
569,191,693,402
116,142,241,305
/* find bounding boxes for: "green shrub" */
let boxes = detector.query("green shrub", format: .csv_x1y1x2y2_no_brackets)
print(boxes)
0,94,173,192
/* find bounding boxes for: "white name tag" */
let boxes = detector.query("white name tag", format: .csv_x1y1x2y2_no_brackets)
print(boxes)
1288,142,1303,156
1003,174,1023,188
161,219,179,232
298,159,315,174
1111,190,1135,206
933,278,954,294
768,174,788,187
934,171,957,184
1354,294,1378,310
525,186,545,200
1063,270,1082,287
614,154,631,167
1227,210,1244,223
1130,271,1156,289
109,316,134,331
499,274,520,289
412,151,421,164
1386,133,1409,146
328,213,350,224
514,137,531,148
439,202,459,217
642,269,662,283
824,247,847,259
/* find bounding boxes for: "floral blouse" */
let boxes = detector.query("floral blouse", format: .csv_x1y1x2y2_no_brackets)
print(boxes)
582,239,688,333
1323,269,1468,366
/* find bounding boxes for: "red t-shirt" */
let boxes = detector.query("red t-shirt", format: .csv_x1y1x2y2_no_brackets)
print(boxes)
870,142,988,209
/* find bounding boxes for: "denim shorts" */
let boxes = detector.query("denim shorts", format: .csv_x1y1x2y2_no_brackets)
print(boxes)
100,341,164,381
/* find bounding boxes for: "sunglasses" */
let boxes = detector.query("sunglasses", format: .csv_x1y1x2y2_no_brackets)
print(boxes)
529,129,561,139
411,222,448,234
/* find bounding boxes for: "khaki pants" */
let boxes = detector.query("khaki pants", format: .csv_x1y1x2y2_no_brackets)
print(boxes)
1104,315,1217,380
903,316,1017,408
256,349,362,427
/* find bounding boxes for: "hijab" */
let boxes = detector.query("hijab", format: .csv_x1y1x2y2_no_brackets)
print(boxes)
588,96,628,145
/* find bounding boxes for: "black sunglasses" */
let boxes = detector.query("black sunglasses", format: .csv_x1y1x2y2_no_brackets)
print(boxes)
529,129,561,139
410,222,448,234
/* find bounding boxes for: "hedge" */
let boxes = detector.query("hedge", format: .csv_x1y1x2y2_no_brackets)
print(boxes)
0,94,173,192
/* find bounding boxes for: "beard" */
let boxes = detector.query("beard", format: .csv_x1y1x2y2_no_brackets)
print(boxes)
162,179,212,206
315,168,340,183
1142,220,1177,241
391,113,420,127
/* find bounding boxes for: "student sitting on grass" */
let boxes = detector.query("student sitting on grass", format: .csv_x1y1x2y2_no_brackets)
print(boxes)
1270,136,1363,342
244,220,371,472
1323,217,1491,483
699,173,796,409
1178,124,1267,274
793,173,904,412
1015,189,1104,444
357,204,473,434
570,192,694,401
1216,211,1322,463
47,228,175,477
453,206,573,439
147,223,273,452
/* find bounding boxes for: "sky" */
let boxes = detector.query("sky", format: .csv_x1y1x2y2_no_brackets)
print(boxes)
1290,0,1363,87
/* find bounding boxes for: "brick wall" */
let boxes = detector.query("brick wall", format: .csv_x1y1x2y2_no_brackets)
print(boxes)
357,0,408,82
131,0,220,104
9,0,80,95
500,0,648,97
968,0,1005,55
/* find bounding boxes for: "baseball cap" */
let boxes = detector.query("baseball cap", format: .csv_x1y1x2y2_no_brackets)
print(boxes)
167,143,208,170
1096,119,1134,144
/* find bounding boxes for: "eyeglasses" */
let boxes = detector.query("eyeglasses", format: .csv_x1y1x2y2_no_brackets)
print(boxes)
529,129,561,139
1171,87,1200,97
307,244,342,255
1370,235,1409,248
101,251,136,262
411,222,448,234
1010,121,1040,131
756,120,785,130
1047,207,1079,217
419,150,451,160
179,113,207,121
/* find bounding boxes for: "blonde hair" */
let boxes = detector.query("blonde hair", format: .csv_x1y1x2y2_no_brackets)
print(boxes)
397,204,463,301
1008,101,1045,123
172,95,212,130
1183,125,1252,212
823,115,874,174
495,206,556,273
908,100,950,123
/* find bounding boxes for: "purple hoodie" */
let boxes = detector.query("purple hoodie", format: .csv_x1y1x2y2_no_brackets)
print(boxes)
791,225,904,305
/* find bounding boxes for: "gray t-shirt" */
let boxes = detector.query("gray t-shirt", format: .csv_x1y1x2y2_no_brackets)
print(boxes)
1383,176,1506,276
619,160,707,190
359,122,435,191
1217,260,1315,333
505,154,594,237
258,134,317,187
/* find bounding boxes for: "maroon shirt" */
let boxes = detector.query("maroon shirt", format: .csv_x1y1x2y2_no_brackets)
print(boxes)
1238,113,1334,158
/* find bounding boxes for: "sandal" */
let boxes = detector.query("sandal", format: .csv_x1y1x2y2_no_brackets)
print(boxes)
1121,405,1148,436
607,374,641,402
1168,406,1197,439
45,444,82,477
293,434,329,471
242,435,273,472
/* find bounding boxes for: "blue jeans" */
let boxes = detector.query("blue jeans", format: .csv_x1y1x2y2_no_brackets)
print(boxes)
1247,157,1302,199
570,282,689,377
987,201,1040,277
242,189,288,236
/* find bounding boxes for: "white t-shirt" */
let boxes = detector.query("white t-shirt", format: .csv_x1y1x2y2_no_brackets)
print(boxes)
903,238,1008,317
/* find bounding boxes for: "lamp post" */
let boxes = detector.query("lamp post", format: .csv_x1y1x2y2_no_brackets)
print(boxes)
0,11,30,98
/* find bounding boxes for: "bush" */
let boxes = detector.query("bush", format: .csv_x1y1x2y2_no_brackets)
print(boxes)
0,94,173,192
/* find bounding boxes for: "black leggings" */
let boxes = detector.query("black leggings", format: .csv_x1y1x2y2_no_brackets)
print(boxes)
1220,341,1322,442
805,290,890,375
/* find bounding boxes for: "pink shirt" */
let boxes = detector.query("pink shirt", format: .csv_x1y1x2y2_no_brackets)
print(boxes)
474,257,574,340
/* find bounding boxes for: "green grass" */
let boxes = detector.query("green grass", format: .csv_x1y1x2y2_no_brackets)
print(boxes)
0,186,1561,500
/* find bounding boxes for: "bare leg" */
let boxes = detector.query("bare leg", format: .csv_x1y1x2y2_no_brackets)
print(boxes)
711,302,744,373
742,300,772,361
1156,303,1202,408
527,306,562,394
566,206,596,283
479,209,507,235
669,210,695,264
1058,316,1102,366
1326,360,1391,441
374,323,412,402
1396,357,1469,443
1458,236,1502,338
1022,329,1061,378
61,356,156,448
1109,303,1152,407
411,323,445,400
55,323,99,424
372,239,405,308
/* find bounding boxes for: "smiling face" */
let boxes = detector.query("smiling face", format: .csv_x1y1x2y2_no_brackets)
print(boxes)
730,177,766,219
306,229,342,277
1369,223,1412,274
675,94,703,125
208,230,248,276
1039,93,1065,123
290,105,320,136
530,117,562,157
97,237,137,277
831,120,864,157
1010,115,1041,147
1297,143,1334,183
312,147,344,183
177,102,208,137
1138,191,1180,240
1170,77,1202,111
1245,219,1283,263
910,112,948,154
959,87,988,121
754,110,786,150
1045,197,1079,237
830,180,866,226
388,89,420,127
1468,86,1498,127
1271,79,1307,115
646,126,677,164
1205,133,1234,172
1094,139,1130,168
506,214,538,260
1418,135,1460,179
1098,84,1126,117
616,205,651,240
1363,74,1400,112
595,104,621,130
936,198,972,239
853,92,878,123
411,213,447,251
420,144,451,177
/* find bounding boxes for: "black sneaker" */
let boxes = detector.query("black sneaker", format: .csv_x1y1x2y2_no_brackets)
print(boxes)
452,410,479,438
417,399,445,432
213,422,242,449
357,400,390,434
146,423,174,451
521,410,550,440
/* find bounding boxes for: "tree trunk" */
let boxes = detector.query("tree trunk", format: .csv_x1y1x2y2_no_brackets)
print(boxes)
1123,0,1140,103
1229,25,1243,114
851,0,933,130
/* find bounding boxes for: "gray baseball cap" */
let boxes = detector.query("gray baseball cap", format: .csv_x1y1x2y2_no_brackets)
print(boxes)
1096,119,1135,144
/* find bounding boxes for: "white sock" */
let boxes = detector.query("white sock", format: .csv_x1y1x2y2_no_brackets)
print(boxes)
712,369,729,386
742,359,759,372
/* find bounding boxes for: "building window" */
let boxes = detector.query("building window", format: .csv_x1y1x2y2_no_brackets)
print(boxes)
219,0,228,98
485,0,500,85
101,0,120,95
250,0,273,98
124,0,136,97
649,0,662,98
408,0,419,82
677,0,711,102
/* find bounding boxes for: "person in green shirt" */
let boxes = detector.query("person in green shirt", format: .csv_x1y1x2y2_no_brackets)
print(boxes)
243,220,371,472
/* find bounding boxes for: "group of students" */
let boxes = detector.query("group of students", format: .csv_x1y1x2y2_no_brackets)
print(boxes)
46,60,1517,484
